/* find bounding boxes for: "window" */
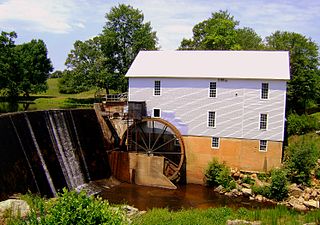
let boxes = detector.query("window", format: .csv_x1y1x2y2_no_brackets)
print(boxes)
174,139,180,146
259,140,267,151
153,108,161,118
154,80,161,96
211,137,220,148
260,113,267,130
209,82,216,98
261,83,269,99
208,111,216,128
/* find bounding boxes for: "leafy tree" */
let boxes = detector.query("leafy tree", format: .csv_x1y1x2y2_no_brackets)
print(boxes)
266,31,320,113
62,4,158,94
60,37,113,94
100,4,158,92
50,70,63,78
0,31,52,98
0,31,19,97
179,10,263,50
15,39,53,97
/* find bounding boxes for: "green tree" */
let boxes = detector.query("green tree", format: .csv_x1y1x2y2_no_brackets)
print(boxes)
60,37,113,94
266,31,320,113
179,10,262,50
15,39,53,97
0,32,52,98
100,4,158,92
0,31,19,97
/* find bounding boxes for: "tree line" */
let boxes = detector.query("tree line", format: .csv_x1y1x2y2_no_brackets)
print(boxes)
0,4,319,114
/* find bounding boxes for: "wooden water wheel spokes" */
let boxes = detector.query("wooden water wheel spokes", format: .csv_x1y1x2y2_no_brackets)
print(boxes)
125,118,185,182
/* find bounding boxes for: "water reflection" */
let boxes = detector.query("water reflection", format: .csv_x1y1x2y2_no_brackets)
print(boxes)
0,101,36,113
100,183,275,211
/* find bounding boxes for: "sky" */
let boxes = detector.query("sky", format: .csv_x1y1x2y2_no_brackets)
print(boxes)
0,0,319,71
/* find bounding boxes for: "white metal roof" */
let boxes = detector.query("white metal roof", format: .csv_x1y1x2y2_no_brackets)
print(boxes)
126,50,290,80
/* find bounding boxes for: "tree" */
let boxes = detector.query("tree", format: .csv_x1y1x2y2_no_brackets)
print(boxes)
266,31,320,113
178,10,263,50
0,32,53,98
100,4,158,92
62,4,158,94
15,39,53,97
60,37,113,94
0,31,19,97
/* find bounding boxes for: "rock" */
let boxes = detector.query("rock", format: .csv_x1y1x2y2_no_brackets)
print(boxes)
241,188,252,197
255,195,263,202
249,196,255,200
225,192,233,197
311,190,317,198
250,173,257,179
288,184,303,198
233,171,241,179
303,193,310,201
227,219,261,225
304,200,320,209
288,198,308,211
254,179,264,187
121,205,140,218
0,199,30,218
231,189,241,197
214,185,225,193
242,183,251,189
305,188,312,194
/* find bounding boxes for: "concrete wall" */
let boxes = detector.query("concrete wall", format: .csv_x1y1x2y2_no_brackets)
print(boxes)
183,136,282,184
129,77,287,142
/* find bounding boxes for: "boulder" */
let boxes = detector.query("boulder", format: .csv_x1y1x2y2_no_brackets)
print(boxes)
288,184,303,198
242,183,251,189
214,185,225,193
303,193,310,201
241,188,252,197
255,195,264,202
0,199,30,218
288,198,308,211
311,190,318,198
304,200,320,209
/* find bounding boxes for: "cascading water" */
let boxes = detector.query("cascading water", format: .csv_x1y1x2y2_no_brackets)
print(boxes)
0,109,112,200
45,110,85,189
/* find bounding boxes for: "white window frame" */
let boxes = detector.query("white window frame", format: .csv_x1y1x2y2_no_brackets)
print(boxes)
154,80,161,96
259,140,267,152
207,111,216,128
261,82,269,100
260,113,268,130
152,108,161,118
211,137,220,149
208,81,217,98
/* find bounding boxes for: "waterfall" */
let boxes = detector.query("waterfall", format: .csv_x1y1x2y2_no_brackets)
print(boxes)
45,110,85,189
69,111,91,181
9,116,41,194
24,113,57,196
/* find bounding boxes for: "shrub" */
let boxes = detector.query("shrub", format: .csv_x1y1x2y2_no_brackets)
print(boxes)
287,113,319,136
242,175,255,185
9,188,126,225
315,167,320,180
284,135,320,185
205,158,236,191
269,168,288,201
252,185,271,198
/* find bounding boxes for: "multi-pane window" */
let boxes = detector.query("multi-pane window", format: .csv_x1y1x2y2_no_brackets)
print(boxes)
211,137,220,148
153,108,161,118
260,113,267,130
209,82,217,98
154,80,161,95
259,140,267,151
261,83,269,99
208,111,216,127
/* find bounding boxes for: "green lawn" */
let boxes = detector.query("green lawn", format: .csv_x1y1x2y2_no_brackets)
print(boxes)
29,78,103,110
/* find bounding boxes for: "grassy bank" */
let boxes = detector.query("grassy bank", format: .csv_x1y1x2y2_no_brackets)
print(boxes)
133,206,320,225
0,78,103,112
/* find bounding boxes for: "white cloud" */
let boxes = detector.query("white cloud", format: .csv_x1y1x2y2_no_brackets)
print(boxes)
0,0,85,33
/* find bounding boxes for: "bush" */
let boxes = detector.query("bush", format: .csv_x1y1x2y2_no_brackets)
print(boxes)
269,168,288,201
287,113,319,136
9,188,126,225
205,158,236,191
284,135,320,185
315,167,320,180
242,175,255,185
252,185,271,198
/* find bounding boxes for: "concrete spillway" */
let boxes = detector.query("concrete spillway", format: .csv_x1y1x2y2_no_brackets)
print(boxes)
0,109,112,200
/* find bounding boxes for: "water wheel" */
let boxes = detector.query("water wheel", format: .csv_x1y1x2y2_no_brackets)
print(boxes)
122,118,185,182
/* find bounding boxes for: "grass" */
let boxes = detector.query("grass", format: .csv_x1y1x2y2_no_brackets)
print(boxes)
133,206,320,225
0,78,105,112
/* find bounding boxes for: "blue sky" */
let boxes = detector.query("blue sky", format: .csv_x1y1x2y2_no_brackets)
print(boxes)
0,0,319,71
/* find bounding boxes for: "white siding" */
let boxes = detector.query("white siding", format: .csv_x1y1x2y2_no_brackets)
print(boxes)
129,78,287,141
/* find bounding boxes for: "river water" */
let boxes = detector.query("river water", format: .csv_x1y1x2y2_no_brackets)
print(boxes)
99,183,274,211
